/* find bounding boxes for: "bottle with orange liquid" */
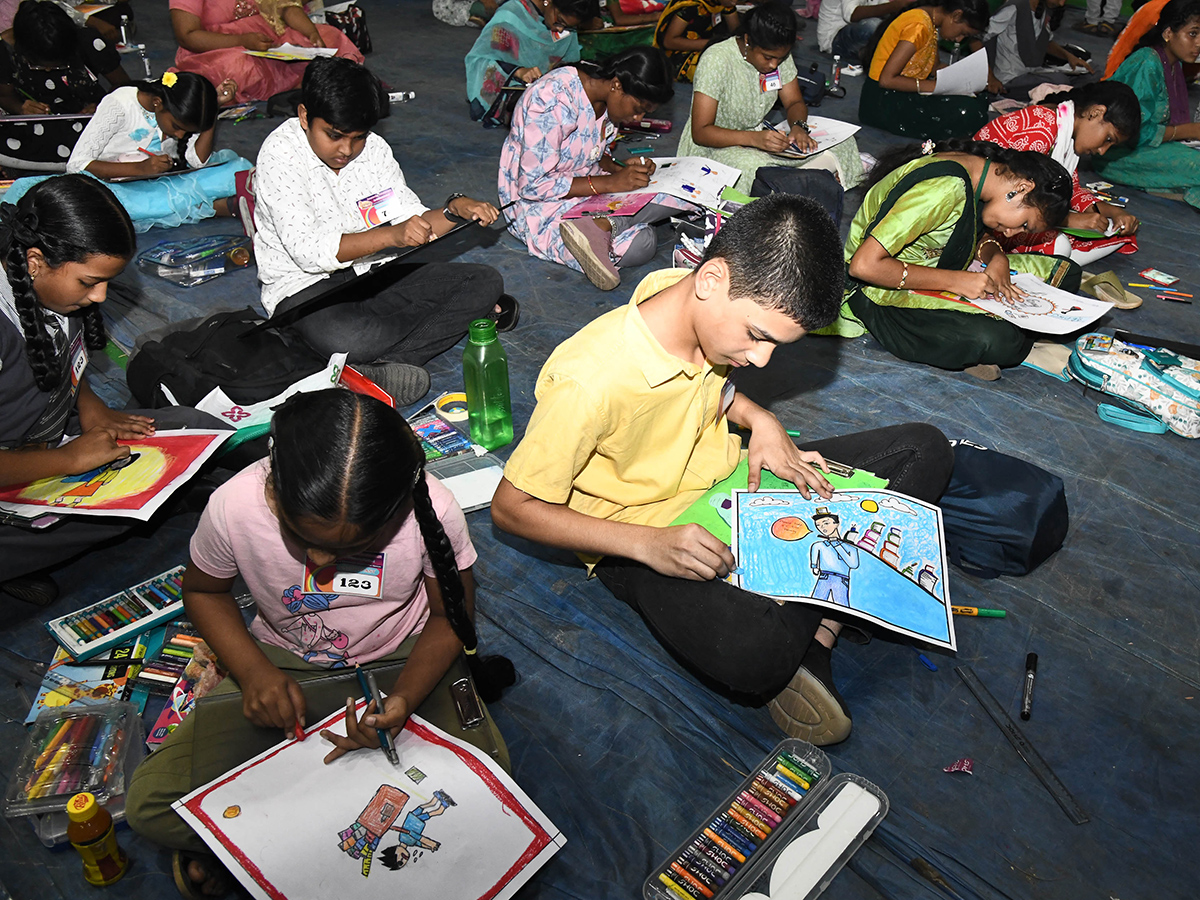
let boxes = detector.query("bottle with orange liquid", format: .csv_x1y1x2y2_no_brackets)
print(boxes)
67,792,129,886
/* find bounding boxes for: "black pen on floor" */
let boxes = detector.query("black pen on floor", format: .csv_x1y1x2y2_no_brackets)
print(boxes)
1020,652,1038,720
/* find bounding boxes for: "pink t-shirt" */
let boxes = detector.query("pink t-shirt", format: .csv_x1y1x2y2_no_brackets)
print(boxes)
189,460,478,666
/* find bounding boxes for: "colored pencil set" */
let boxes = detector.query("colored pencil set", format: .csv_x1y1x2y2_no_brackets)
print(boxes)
46,565,186,662
7,703,139,817
649,743,828,900
136,623,202,691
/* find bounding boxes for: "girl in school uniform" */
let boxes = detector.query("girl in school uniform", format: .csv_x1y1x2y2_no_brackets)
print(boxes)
125,389,513,899
819,139,1080,379
676,1,864,192
859,0,992,139
974,81,1143,266
0,175,223,605
499,46,681,291
1093,0,1200,210
6,71,251,231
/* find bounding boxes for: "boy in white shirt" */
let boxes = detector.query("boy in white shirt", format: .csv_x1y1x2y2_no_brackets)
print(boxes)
253,57,515,404
817,0,907,60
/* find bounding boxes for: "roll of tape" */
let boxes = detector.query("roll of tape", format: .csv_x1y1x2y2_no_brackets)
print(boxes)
436,392,469,422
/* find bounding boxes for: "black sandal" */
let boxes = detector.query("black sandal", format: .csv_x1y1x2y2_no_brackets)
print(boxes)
490,294,520,333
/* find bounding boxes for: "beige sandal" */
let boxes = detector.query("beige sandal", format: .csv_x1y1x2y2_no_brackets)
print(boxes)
1080,270,1142,310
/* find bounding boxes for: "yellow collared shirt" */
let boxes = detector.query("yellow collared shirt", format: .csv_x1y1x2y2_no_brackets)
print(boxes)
504,269,742,531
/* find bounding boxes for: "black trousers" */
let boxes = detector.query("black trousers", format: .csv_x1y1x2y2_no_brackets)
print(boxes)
595,424,954,700
0,407,228,582
275,262,503,366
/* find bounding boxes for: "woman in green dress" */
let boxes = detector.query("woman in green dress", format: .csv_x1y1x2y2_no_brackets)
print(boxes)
676,1,863,191
1093,0,1200,209
821,139,1080,378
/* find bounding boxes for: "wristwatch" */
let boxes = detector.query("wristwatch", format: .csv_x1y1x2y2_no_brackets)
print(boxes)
790,120,811,133
443,192,468,222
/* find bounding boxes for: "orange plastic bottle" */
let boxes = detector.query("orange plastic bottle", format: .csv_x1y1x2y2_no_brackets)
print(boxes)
66,792,129,886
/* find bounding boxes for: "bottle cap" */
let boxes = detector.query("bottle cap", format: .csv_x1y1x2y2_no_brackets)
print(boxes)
67,792,96,822
468,319,498,344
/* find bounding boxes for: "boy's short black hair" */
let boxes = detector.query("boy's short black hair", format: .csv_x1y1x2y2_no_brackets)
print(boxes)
300,56,386,132
700,193,845,331
14,1,78,66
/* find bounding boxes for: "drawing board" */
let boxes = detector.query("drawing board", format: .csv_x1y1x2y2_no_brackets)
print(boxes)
0,430,229,520
968,273,1112,334
763,115,861,159
174,707,565,900
731,489,955,650
608,156,741,209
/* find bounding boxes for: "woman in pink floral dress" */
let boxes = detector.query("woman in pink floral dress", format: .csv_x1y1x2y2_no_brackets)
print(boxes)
498,47,684,290
170,0,363,103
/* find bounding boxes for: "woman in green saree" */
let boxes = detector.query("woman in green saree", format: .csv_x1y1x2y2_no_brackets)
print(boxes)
1093,0,1200,209
822,139,1080,378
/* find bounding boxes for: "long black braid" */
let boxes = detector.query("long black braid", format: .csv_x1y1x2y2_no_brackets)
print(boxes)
1,176,135,392
270,389,516,703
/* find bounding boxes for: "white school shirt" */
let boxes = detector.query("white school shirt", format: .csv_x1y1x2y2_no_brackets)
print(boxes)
817,0,890,53
983,3,1053,86
66,85,203,174
252,117,428,315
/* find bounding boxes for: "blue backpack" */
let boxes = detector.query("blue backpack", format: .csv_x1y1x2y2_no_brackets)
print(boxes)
939,440,1069,578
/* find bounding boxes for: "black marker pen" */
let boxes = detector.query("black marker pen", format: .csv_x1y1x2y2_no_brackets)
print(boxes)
1020,652,1038,720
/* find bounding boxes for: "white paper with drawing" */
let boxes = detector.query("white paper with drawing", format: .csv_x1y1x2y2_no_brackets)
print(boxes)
612,156,740,208
931,47,988,95
730,489,955,651
173,708,565,900
763,115,861,159
968,273,1112,334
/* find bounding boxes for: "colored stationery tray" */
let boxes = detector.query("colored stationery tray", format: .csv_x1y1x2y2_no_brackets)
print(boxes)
45,565,186,662
643,739,888,900
6,702,143,818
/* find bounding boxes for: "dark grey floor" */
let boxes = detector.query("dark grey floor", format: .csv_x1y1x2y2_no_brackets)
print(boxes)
2,2,1199,899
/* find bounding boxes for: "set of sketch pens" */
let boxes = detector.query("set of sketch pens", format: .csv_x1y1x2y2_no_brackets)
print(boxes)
45,565,186,661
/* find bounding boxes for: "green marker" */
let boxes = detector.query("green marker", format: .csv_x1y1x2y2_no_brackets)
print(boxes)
951,605,1007,617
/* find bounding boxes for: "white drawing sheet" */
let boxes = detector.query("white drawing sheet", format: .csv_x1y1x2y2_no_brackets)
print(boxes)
174,707,566,900
611,156,741,209
764,115,861,159
730,488,955,651
931,47,988,96
968,272,1112,334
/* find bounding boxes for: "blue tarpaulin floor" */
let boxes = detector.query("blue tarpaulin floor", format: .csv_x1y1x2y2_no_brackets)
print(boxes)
1,2,1198,898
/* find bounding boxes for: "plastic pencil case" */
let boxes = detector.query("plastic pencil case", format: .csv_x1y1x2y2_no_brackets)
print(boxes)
642,739,889,900
137,235,252,287
45,564,186,662
5,701,144,818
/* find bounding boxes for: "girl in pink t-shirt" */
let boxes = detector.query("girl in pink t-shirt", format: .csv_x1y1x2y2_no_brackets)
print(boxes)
127,389,513,896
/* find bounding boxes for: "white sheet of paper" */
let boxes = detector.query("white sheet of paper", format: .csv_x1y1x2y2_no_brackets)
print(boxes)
174,708,565,900
968,272,1112,335
765,115,861,159
195,353,348,430
931,47,988,96
437,464,504,511
263,42,338,59
609,156,741,209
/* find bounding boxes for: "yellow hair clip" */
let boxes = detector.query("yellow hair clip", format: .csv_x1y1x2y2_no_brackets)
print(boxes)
161,71,178,88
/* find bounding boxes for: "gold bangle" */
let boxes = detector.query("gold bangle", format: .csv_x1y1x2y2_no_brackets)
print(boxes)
898,261,909,290
587,175,598,196
914,77,921,93
977,237,1002,260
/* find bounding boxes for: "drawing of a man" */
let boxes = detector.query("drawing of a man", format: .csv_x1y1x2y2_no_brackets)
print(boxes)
809,508,859,607
380,790,457,870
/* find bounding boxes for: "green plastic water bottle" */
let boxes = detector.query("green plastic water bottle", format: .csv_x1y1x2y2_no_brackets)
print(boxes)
462,319,513,450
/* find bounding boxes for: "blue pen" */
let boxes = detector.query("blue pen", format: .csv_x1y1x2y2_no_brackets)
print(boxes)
87,722,112,768
355,665,399,765
979,262,1019,276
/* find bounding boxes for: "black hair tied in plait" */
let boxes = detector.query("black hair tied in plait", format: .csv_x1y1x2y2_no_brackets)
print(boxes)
0,204,41,252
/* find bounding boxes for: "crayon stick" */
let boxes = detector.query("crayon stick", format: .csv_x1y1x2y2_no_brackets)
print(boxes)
146,582,174,606
106,604,131,627
658,873,702,900
737,790,782,825
65,619,91,642
748,779,790,814
682,844,732,880
677,855,726,892
752,774,796,807
713,813,759,852
761,769,805,801
729,802,771,837
779,749,821,783
702,827,747,864
774,763,810,792
162,646,193,659
690,835,738,873
669,862,715,898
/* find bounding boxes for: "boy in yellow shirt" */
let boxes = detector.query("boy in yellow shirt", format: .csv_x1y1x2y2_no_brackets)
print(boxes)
492,195,953,744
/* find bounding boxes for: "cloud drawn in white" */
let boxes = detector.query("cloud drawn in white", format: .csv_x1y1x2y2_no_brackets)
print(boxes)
747,495,791,507
825,494,861,504
878,496,917,515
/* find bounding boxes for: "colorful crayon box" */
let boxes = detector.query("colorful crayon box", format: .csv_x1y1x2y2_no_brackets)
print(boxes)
5,701,144,819
45,565,186,662
642,739,889,900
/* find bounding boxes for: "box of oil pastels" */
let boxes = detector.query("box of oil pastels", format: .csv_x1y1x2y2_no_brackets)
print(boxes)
643,738,888,900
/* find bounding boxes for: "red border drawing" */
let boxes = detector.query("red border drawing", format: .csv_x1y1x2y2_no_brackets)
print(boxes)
180,709,554,900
